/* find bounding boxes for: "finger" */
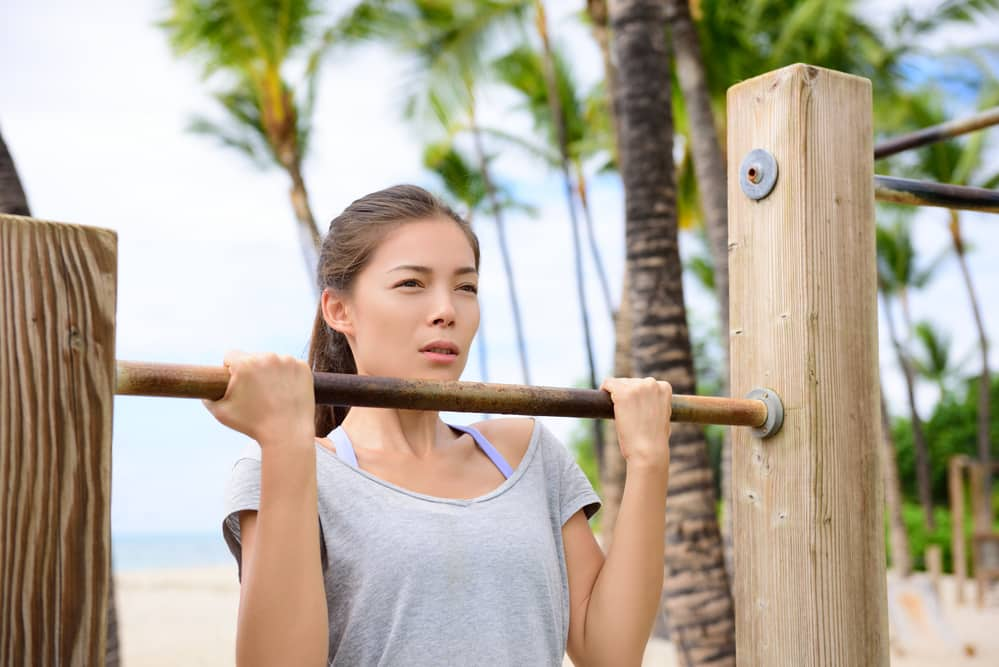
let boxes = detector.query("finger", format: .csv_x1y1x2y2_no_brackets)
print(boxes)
223,349,246,368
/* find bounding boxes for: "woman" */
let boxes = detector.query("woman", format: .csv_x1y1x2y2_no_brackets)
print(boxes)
207,184,671,666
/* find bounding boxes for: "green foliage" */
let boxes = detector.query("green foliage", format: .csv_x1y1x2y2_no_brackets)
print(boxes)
911,320,973,395
891,375,999,505
161,0,319,74
886,501,999,573
333,0,531,130
159,0,333,168
876,215,948,296
568,419,601,496
491,42,609,166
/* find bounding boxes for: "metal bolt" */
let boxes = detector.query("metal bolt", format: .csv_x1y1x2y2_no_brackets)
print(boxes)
740,149,779,200
746,387,784,438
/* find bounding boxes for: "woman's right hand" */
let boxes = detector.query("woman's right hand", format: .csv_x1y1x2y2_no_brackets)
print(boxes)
202,350,316,447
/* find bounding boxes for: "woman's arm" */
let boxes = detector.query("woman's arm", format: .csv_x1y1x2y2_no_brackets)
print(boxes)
564,377,672,666
203,352,329,666
236,434,329,667
563,461,668,666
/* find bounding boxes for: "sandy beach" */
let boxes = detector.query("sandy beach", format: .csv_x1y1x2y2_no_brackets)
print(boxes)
114,566,997,666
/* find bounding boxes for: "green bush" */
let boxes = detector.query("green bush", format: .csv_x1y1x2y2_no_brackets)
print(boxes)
885,501,999,573
891,375,999,506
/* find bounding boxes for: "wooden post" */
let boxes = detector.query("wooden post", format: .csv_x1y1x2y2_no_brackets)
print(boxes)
926,545,942,599
0,214,117,664
967,462,985,608
728,64,889,665
949,456,967,605
968,461,987,533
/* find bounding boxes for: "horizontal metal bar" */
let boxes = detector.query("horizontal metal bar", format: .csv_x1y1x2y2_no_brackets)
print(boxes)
115,360,770,428
875,107,999,159
874,175,999,213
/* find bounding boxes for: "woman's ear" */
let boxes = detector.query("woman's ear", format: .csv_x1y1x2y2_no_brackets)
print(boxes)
321,288,355,337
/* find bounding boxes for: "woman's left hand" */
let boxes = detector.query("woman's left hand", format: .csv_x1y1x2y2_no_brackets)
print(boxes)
600,377,672,472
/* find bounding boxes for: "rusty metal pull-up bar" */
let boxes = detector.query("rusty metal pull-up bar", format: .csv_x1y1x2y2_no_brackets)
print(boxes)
874,106,999,159
115,360,785,437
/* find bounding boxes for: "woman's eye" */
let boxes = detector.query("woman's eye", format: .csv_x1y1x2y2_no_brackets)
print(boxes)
396,279,422,288
460,284,478,294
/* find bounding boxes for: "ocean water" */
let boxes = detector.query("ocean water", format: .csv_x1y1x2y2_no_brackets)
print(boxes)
112,532,233,572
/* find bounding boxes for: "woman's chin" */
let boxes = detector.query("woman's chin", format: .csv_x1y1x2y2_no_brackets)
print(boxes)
414,363,465,382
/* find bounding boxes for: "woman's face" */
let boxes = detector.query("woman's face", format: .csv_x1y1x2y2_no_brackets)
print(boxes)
322,217,480,381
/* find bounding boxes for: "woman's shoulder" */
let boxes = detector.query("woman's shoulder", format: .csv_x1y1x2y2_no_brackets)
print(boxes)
315,436,336,456
468,417,539,469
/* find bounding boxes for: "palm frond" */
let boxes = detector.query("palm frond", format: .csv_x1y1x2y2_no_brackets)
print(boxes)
186,115,273,169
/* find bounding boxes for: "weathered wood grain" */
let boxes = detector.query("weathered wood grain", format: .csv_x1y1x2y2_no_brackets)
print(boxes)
727,65,889,665
1,213,116,665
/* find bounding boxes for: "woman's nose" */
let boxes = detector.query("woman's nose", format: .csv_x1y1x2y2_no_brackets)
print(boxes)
431,291,457,326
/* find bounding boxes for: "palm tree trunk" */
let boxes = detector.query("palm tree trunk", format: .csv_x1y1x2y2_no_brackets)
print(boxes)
585,0,621,167
534,0,605,474
469,110,532,385
949,210,993,528
609,1,735,662
881,387,912,577
0,126,120,666
574,163,615,324
286,160,322,299
599,274,632,547
882,295,936,530
663,0,735,584
585,0,632,541
0,128,30,215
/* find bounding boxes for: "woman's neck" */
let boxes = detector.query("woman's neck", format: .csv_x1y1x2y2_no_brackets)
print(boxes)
339,407,453,459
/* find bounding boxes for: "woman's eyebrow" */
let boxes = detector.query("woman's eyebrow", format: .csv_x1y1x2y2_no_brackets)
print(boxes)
386,264,477,276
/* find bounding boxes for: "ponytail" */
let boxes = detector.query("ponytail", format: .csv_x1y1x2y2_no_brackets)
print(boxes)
308,300,357,436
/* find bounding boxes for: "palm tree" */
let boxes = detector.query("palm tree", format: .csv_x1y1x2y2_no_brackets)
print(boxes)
583,0,620,164
877,216,948,530
664,0,730,400
334,0,535,384
911,320,971,397
663,0,736,570
489,43,615,323
159,0,333,295
0,126,121,665
489,38,612,472
609,0,735,661
581,0,634,545
0,130,30,216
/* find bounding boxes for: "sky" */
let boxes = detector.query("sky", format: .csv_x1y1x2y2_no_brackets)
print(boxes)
1,1,997,539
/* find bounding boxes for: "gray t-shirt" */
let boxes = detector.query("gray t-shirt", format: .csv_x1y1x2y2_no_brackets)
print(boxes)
222,418,602,666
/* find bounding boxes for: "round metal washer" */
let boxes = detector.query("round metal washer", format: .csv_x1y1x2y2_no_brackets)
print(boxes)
739,148,779,200
746,387,784,438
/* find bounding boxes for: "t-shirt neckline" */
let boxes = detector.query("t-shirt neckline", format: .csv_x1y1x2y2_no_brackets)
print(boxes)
315,419,541,506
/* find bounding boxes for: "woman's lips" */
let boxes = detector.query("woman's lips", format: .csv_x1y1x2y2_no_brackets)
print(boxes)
421,350,458,363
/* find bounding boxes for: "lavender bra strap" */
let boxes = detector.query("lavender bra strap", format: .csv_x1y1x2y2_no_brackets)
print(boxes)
446,423,515,479
328,423,513,479
329,427,358,468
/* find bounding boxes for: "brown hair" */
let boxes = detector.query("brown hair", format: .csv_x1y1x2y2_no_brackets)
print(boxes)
308,184,480,437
